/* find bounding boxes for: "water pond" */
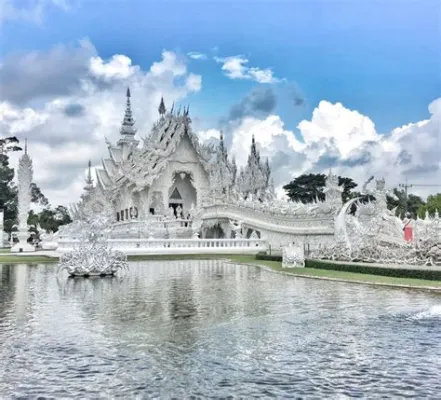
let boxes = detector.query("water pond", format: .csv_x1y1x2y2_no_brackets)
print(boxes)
1,260,441,398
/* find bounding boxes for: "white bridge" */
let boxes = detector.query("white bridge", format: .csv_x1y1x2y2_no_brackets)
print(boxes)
199,203,336,251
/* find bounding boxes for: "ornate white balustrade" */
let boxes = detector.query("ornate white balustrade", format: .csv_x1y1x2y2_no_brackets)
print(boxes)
57,238,268,255
201,203,335,234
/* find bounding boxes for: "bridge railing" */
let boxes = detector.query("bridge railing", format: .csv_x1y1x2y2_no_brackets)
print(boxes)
57,238,268,255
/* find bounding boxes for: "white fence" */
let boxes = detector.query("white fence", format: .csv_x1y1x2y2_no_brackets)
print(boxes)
57,238,268,255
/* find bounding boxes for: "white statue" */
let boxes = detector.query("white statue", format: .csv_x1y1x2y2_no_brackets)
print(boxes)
58,211,128,277
282,243,305,268
229,219,243,239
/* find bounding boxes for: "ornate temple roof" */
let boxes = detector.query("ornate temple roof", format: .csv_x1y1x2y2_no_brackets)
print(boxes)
95,91,211,196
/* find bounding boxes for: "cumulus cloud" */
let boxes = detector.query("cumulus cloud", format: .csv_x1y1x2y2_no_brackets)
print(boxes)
214,55,279,84
226,99,441,199
89,54,139,81
0,43,202,206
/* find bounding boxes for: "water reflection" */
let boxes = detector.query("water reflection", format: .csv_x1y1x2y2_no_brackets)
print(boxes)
0,260,441,398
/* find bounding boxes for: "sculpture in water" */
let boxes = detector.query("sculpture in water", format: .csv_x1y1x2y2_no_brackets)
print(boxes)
11,141,35,253
58,162,128,277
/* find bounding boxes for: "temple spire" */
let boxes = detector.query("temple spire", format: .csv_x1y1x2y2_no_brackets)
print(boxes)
158,96,166,115
84,160,93,191
120,87,136,136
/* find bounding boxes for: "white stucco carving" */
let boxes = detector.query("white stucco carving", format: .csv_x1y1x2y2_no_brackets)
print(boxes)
282,243,305,268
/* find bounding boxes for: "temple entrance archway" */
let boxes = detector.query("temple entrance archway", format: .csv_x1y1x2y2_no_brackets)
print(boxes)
168,173,197,218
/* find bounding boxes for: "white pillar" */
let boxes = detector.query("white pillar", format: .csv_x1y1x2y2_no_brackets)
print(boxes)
0,209,4,248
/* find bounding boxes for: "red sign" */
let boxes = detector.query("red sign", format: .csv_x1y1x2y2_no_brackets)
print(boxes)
404,226,413,242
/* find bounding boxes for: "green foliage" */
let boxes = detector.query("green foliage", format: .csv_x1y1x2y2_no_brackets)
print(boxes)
38,206,72,233
255,254,441,281
256,253,282,262
386,188,425,218
305,259,441,281
0,136,22,153
0,153,18,232
418,193,441,218
31,183,49,207
283,173,357,203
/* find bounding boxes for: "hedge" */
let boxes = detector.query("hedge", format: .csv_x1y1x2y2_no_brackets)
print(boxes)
255,253,441,281
305,259,441,281
256,252,282,262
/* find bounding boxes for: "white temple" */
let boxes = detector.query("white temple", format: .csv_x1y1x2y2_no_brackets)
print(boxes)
57,88,440,263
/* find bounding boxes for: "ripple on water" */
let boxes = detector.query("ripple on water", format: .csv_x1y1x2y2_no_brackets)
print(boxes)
0,260,441,398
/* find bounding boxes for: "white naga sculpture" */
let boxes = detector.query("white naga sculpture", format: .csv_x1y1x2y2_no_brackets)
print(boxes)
229,219,243,238
11,142,35,253
58,214,128,277
39,227,59,250
312,176,441,266
282,243,305,268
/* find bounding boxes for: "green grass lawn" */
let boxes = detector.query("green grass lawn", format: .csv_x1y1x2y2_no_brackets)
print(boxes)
228,255,441,288
0,255,58,263
1,253,440,289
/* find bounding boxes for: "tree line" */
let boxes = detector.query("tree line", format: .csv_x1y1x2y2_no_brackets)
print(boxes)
283,173,440,218
0,137,71,237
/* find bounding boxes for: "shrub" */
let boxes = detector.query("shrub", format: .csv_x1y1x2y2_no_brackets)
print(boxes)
305,259,441,281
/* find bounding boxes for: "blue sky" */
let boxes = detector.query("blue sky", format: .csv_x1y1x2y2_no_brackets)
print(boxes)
2,0,440,133
1,0,440,205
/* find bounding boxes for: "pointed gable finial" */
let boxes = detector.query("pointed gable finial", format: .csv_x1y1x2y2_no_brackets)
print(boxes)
120,87,136,136
158,96,166,115
86,160,93,184
84,160,93,191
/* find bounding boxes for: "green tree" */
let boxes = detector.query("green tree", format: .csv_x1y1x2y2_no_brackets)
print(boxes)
31,183,49,207
283,173,357,203
0,153,18,233
386,188,425,218
38,206,72,233
417,193,441,218
0,136,22,154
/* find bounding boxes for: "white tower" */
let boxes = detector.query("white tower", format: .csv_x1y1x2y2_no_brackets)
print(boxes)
0,209,4,248
11,140,35,253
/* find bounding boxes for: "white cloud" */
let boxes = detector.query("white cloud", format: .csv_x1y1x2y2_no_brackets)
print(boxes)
89,54,139,81
214,55,279,84
198,128,221,143
185,73,202,92
226,99,441,199
0,45,202,206
187,52,207,60
149,50,186,77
